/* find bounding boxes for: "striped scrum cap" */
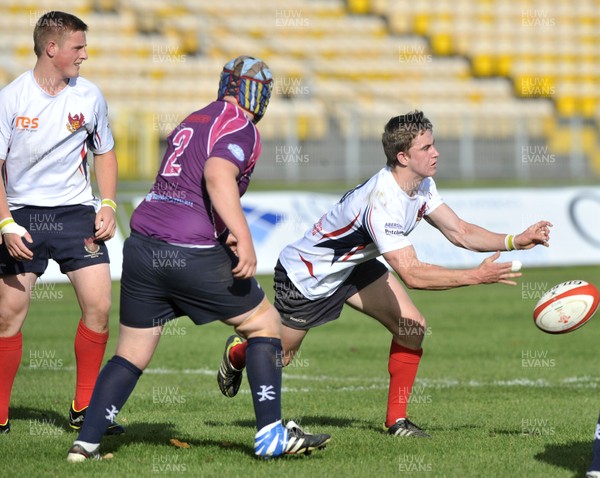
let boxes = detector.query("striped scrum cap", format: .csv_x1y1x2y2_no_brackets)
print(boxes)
218,56,273,124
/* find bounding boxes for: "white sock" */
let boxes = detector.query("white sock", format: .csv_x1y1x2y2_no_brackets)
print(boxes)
256,419,282,437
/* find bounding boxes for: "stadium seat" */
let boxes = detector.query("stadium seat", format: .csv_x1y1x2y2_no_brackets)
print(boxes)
0,0,597,179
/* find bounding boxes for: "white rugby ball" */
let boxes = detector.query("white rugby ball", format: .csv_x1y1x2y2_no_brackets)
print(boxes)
533,280,600,334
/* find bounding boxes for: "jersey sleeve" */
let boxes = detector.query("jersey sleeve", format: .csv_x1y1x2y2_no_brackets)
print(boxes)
87,88,114,155
209,127,257,175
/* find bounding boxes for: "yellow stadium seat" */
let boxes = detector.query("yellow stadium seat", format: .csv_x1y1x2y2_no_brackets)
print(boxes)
347,0,371,14
472,54,494,77
580,97,599,119
555,96,578,117
431,33,453,56
413,13,430,35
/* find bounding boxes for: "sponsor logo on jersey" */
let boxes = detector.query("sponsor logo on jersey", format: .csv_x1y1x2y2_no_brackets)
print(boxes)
66,112,85,133
227,143,245,162
384,222,403,229
83,237,103,258
15,116,39,130
384,221,404,236
187,113,211,123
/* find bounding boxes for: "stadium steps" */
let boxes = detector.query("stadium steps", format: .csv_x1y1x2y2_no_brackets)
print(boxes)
368,0,600,175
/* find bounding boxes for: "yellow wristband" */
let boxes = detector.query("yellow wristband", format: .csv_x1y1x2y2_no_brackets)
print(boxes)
101,199,117,212
0,217,15,229
505,234,516,251
0,217,27,236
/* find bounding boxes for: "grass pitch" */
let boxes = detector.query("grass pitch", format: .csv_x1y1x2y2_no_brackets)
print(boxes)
2,265,600,478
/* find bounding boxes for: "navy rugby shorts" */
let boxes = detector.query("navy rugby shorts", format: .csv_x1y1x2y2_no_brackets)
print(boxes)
274,258,388,330
0,205,109,275
119,231,265,328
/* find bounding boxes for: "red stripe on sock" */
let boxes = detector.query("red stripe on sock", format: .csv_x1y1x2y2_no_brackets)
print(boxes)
385,341,423,428
74,320,108,410
0,332,23,424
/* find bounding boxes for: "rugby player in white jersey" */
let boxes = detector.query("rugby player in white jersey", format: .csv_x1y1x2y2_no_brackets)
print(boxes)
0,11,120,435
219,110,552,437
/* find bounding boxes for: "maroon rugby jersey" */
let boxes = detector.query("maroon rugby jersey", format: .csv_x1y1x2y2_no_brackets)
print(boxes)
131,100,261,245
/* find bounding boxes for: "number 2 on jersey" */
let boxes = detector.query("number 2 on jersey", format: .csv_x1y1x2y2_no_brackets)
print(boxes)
161,127,194,176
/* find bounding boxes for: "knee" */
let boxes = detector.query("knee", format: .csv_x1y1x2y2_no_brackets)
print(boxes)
83,296,112,321
235,300,281,339
0,302,29,335
80,296,111,333
395,313,427,348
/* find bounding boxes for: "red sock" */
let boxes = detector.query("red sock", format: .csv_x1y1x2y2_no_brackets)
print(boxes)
229,341,248,369
73,320,108,411
0,332,23,424
385,341,423,428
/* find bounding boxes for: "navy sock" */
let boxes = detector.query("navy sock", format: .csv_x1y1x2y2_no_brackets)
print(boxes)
77,355,142,443
245,337,282,430
589,413,600,472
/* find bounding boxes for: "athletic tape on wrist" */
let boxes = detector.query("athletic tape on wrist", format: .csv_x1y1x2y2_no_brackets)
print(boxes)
0,217,28,237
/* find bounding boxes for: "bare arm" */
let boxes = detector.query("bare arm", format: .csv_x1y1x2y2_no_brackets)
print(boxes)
425,203,551,251
204,157,255,279
93,149,118,241
383,245,519,290
0,158,33,259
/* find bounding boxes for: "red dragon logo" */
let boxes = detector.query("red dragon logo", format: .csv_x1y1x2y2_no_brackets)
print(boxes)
66,113,85,133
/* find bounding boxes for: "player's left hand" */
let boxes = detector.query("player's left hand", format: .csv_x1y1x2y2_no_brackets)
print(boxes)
94,206,117,241
514,220,552,250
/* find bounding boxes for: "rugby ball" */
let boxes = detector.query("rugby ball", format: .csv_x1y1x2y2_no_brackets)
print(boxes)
533,280,600,334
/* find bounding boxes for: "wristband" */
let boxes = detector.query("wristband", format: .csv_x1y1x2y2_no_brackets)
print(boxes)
504,234,516,251
101,198,117,212
0,217,28,237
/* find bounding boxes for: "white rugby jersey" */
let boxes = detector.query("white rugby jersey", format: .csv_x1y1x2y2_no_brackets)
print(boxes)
279,167,444,299
0,71,114,209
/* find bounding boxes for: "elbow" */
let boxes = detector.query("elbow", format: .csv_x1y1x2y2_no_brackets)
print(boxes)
400,273,422,290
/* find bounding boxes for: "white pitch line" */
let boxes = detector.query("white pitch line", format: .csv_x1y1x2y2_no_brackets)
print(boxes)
32,366,600,389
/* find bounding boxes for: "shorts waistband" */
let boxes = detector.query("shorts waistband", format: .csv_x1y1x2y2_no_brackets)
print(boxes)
129,230,218,249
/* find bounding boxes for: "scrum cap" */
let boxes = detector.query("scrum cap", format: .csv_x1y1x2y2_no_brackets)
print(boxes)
217,56,273,124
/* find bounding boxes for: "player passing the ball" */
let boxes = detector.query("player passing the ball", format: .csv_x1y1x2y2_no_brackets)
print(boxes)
0,11,119,435
66,56,330,462
218,110,552,437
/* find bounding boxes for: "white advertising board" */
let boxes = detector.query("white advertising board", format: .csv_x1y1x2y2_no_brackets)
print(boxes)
38,187,600,282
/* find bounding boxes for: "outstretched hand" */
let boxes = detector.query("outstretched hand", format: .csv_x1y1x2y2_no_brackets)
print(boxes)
477,251,522,286
514,221,552,250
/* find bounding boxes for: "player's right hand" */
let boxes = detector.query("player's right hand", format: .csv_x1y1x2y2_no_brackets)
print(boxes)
3,232,34,261
231,239,257,279
477,251,521,286
225,232,239,256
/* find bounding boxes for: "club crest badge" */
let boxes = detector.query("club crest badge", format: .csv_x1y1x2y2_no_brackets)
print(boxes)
83,237,103,258
67,112,85,133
